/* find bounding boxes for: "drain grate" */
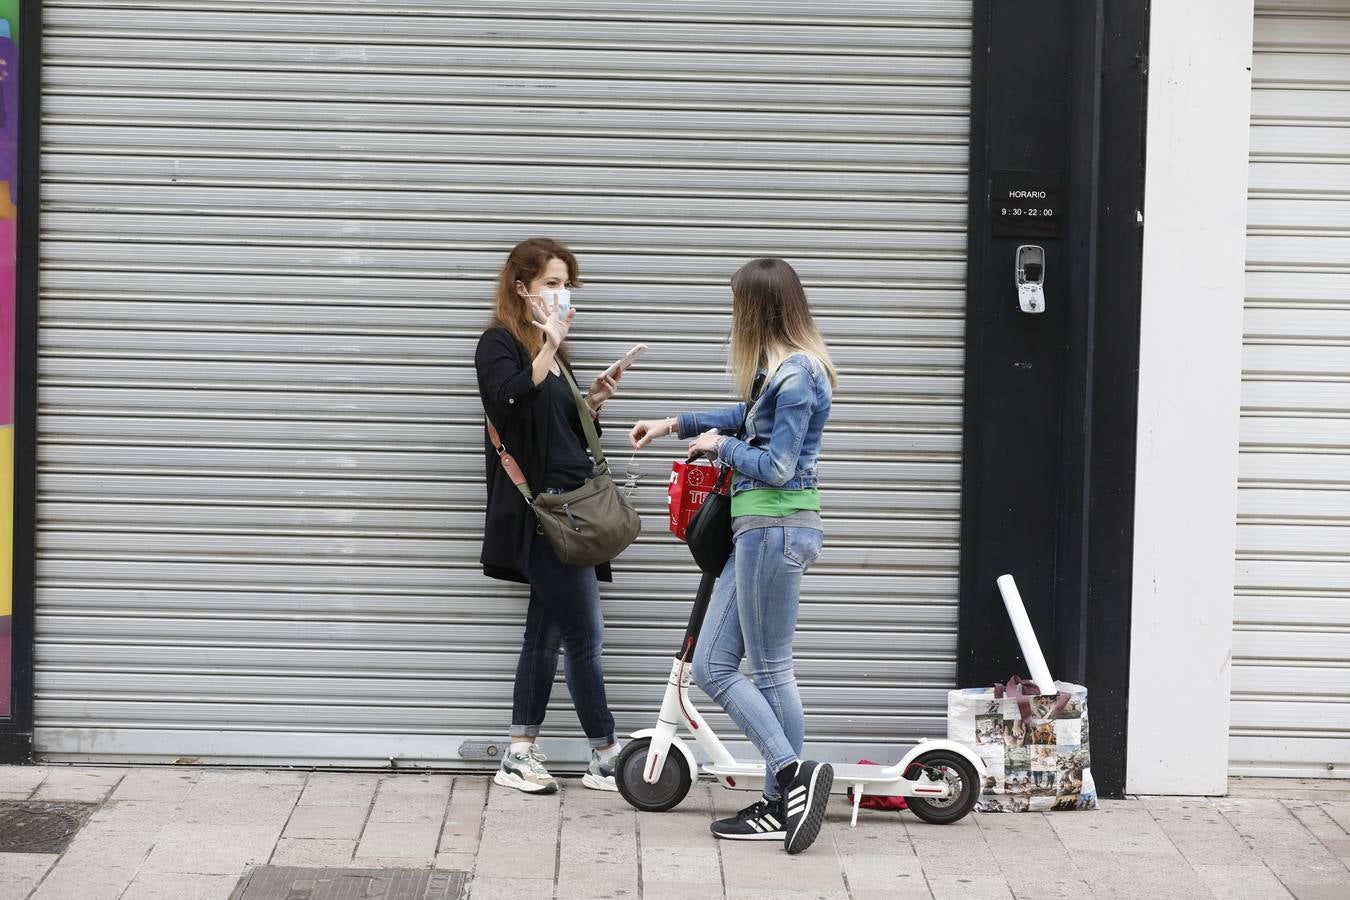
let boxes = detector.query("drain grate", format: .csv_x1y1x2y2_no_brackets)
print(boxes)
229,867,466,900
0,802,97,854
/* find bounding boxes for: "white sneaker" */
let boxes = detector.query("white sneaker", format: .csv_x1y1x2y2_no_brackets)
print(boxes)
494,744,558,795
582,747,619,792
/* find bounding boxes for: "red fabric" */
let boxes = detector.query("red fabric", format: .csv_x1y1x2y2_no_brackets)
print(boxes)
845,760,908,811
668,460,730,540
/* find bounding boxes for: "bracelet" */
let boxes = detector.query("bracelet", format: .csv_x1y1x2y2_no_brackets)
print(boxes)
666,416,677,437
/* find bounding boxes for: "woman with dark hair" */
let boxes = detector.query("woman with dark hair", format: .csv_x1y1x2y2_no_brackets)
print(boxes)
629,258,838,854
474,237,623,794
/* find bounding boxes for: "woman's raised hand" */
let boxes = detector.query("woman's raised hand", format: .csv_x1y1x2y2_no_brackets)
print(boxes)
529,293,574,350
629,418,673,450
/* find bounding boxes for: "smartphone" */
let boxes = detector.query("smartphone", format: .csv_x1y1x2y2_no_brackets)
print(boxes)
602,343,648,379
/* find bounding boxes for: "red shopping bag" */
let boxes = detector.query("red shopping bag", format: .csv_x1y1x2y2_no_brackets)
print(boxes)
668,460,730,541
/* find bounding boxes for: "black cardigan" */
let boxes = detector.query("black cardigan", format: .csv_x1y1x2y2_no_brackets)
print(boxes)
474,326,613,584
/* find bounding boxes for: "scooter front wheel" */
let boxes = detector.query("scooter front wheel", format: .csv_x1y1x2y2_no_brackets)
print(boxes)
615,737,692,812
904,749,979,825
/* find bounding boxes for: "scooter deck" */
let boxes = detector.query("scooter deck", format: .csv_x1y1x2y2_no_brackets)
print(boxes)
704,762,906,787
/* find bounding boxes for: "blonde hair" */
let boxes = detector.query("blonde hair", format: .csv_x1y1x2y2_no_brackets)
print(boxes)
728,258,838,399
489,237,582,364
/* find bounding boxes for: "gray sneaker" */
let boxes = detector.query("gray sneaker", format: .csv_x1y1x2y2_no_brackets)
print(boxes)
582,748,619,792
494,745,558,795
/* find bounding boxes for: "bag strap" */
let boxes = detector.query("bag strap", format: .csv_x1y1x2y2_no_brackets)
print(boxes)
485,363,608,503
708,371,767,488
737,372,767,440
559,365,609,475
486,419,535,505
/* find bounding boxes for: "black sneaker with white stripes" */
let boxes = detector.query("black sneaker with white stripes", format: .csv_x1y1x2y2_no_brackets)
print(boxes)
709,798,786,841
781,760,834,854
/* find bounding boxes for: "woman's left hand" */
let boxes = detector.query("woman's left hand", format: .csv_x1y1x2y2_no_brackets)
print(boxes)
687,428,723,460
587,370,621,416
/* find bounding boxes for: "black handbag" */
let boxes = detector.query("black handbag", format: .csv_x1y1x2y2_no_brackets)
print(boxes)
684,374,764,575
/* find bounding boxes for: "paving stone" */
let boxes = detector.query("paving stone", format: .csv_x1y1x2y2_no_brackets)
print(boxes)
120,871,239,900
911,832,998,874
1139,795,1218,813
1046,802,1174,853
724,890,849,900
283,804,368,841
559,824,638,866
267,838,356,868
344,857,435,870
639,881,728,900
172,798,294,829
30,767,126,803
58,827,160,870
297,772,380,808
1230,780,1350,801
1192,864,1292,899
640,846,721,884
926,874,1014,899
1282,885,1350,900
355,820,440,860
28,862,139,900
1152,810,1261,866
433,851,475,871
718,835,847,894
369,774,453,824
0,766,48,799
1003,873,1095,899
467,876,554,900
438,778,488,856
636,800,722,849
555,859,638,899
110,769,199,802
474,829,556,880
1068,849,1216,900
0,853,57,900
141,824,278,875
1318,801,1350,835
186,770,305,802
835,851,926,891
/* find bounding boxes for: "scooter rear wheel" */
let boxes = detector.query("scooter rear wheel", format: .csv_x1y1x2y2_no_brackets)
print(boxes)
615,737,692,812
904,749,979,825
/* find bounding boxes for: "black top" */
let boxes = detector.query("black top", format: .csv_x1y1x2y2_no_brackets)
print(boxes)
474,326,612,584
539,371,595,490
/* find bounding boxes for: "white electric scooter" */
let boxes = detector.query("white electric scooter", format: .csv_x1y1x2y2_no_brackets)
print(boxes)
615,570,987,826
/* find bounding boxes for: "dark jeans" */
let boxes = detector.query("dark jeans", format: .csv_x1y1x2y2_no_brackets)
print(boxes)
510,534,616,749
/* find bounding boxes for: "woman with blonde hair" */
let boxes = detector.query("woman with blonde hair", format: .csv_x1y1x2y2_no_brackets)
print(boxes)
475,237,623,794
630,257,838,854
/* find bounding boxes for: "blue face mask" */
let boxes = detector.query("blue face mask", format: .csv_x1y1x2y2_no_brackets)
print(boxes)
526,287,571,319
540,288,571,315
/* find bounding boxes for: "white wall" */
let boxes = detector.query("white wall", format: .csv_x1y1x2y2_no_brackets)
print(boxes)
1128,1,1256,795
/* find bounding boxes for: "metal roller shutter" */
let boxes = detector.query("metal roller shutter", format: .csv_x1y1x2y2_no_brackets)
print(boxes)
1232,0,1350,778
35,0,972,765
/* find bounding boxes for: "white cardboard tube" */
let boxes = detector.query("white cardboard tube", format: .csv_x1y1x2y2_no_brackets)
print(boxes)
996,574,1056,694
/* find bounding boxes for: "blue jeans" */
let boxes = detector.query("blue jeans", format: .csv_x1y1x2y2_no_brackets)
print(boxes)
692,525,823,800
510,534,616,749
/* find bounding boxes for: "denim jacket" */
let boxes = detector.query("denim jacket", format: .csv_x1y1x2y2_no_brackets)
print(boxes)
676,353,832,494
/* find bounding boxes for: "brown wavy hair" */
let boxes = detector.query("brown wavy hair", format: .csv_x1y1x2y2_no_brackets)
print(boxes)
490,238,583,364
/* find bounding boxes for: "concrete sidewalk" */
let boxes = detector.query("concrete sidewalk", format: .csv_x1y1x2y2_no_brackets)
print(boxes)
2,766,1349,899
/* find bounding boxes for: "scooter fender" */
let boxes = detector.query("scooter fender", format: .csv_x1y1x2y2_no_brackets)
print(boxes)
629,728,699,784
899,739,989,780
